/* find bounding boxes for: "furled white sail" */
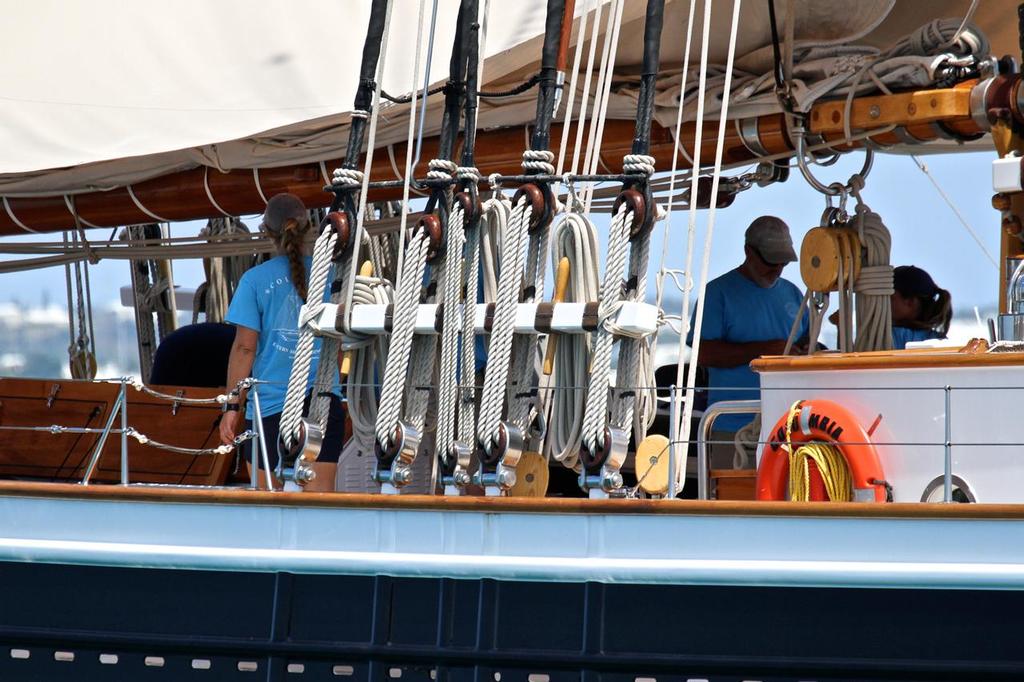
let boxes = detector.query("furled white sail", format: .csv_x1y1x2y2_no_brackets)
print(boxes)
0,0,1006,197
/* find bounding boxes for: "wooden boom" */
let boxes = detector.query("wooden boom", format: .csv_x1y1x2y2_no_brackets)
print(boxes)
0,81,988,236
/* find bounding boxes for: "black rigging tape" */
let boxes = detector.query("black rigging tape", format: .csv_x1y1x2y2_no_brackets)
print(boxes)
381,73,539,105
330,0,391,241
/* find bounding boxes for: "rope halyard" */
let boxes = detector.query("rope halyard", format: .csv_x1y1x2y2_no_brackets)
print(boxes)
578,0,665,497
278,225,338,450
782,402,852,502
476,193,529,452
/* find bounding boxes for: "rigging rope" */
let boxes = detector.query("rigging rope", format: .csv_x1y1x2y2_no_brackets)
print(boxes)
675,0,743,492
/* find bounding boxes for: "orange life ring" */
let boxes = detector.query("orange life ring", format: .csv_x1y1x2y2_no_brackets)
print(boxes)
756,399,887,502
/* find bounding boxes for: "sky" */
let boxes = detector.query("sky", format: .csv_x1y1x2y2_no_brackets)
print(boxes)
0,148,1004,322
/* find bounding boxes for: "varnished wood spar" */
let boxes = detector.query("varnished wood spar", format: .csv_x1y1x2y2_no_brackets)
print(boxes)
2,479,1024,519
0,80,988,235
752,347,1024,372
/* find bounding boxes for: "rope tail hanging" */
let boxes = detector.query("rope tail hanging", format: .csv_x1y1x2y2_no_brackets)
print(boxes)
849,175,894,353
373,0,472,492
277,0,393,480
474,0,568,494
578,0,665,496
437,0,485,492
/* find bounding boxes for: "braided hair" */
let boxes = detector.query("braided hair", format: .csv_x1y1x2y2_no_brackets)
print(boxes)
262,193,311,301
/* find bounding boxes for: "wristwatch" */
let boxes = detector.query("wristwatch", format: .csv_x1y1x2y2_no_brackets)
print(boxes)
223,403,240,412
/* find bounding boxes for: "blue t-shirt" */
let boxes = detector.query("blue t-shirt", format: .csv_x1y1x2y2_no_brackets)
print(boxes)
226,255,338,418
687,268,807,431
893,326,942,350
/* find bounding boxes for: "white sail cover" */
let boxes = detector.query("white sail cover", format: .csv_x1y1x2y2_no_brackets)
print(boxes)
0,0,1008,197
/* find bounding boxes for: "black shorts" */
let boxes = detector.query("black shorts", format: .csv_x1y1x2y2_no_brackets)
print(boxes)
241,392,345,470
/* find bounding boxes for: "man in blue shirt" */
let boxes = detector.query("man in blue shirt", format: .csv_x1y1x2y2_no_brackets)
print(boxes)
687,216,807,467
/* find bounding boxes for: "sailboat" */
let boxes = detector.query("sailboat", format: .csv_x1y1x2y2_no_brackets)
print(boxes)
1,0,1023,678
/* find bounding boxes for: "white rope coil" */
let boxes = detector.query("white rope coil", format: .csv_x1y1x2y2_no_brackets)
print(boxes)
331,167,366,190
456,166,482,183
545,211,599,470
345,271,393,453
623,154,656,176
427,158,458,182
521,149,555,176
853,204,894,352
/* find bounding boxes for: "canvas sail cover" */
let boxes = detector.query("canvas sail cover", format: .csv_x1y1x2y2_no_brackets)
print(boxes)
0,0,1008,198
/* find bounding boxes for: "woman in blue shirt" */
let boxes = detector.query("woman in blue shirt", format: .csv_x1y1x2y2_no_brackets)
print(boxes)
218,193,344,471
891,265,952,349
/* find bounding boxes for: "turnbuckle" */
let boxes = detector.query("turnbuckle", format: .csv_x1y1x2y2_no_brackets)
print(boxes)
578,425,628,496
473,421,524,493
374,420,422,490
442,440,474,494
277,418,323,487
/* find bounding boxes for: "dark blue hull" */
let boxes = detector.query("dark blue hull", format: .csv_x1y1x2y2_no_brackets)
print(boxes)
0,561,1021,681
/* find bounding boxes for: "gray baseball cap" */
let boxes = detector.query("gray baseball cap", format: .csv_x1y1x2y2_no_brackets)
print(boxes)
745,215,797,264
261,193,308,235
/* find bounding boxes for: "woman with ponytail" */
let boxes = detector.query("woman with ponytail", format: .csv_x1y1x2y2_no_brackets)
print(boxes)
891,265,953,349
219,193,344,470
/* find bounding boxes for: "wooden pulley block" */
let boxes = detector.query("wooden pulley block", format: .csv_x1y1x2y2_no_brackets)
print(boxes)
507,451,549,498
799,227,860,292
69,349,97,381
511,183,552,233
418,213,445,261
611,188,647,238
321,211,351,259
635,434,671,496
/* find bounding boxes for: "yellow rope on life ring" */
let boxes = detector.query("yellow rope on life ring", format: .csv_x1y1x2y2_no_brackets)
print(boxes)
783,402,853,502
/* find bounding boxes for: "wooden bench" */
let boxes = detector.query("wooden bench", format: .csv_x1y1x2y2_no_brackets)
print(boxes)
0,377,233,486
711,468,756,500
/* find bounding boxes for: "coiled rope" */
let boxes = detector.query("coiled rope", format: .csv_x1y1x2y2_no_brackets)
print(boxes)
782,401,852,502
849,177,894,353
545,206,599,469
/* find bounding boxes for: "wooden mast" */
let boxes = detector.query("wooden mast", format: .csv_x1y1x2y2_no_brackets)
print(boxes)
0,81,992,236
